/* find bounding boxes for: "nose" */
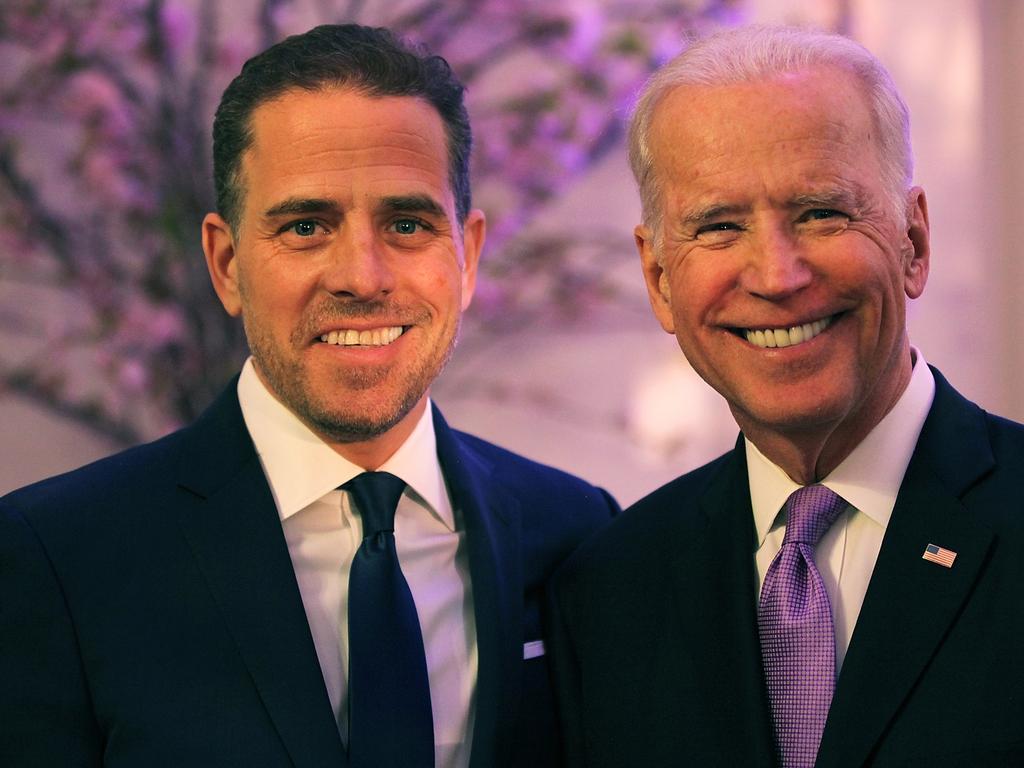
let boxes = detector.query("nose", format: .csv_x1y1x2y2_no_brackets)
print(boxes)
322,220,395,300
738,222,812,300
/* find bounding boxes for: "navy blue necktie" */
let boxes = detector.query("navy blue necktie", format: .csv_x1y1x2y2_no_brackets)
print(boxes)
345,471,434,768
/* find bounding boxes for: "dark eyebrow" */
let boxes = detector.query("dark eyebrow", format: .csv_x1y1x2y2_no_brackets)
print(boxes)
381,194,447,219
263,198,340,219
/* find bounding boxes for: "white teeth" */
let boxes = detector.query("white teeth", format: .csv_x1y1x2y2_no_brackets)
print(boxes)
318,326,405,347
744,316,832,349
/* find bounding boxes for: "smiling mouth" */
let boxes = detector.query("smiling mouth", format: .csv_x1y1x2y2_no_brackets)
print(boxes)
319,326,406,347
740,315,836,349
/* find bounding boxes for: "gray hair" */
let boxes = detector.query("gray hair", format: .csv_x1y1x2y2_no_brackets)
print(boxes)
627,24,913,242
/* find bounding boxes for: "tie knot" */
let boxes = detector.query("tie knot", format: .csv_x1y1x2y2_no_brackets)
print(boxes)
343,471,406,538
782,484,846,546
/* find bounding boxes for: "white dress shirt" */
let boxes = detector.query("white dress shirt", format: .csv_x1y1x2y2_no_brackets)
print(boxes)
237,359,477,768
748,349,935,674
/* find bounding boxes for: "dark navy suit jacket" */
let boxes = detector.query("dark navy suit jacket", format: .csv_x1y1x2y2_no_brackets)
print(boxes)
550,368,1024,767
0,384,617,767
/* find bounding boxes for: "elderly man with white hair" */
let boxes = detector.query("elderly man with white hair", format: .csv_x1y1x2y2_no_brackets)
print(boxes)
550,24,1024,768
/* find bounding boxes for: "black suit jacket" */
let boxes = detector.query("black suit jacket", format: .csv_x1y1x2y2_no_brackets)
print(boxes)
0,384,617,767
550,368,1024,767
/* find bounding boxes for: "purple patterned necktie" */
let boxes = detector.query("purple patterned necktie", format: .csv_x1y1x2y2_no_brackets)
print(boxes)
758,484,847,768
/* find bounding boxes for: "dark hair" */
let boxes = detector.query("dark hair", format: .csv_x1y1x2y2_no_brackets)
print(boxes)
212,24,472,231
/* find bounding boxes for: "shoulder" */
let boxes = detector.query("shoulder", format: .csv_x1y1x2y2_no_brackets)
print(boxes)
555,449,736,592
922,367,1024,476
982,409,1024,455
438,423,619,581
0,427,193,583
2,427,188,517
450,427,614,508
1,382,243,532
440,425,619,567
913,369,1024,536
629,451,734,519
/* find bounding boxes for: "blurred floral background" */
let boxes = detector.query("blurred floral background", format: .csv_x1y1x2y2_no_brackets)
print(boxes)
2,0,1021,502
0,0,740,443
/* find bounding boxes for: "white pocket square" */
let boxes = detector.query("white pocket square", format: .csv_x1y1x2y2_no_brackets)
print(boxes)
523,640,545,660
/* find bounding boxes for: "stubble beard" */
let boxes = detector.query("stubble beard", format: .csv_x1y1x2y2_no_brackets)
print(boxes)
245,311,460,444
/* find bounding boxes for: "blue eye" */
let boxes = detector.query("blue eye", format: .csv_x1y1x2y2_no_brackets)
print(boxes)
696,221,741,235
289,220,319,237
805,209,844,221
393,218,422,235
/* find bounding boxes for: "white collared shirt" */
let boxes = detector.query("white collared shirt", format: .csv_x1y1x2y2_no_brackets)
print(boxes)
748,349,936,673
237,359,477,768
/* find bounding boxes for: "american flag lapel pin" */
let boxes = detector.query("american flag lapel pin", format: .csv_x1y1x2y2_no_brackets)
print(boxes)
922,543,957,568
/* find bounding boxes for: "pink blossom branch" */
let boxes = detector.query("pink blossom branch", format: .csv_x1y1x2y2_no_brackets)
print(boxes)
2,367,143,445
0,147,78,279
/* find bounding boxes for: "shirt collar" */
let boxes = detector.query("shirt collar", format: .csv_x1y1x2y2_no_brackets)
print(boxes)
236,357,453,530
748,348,936,545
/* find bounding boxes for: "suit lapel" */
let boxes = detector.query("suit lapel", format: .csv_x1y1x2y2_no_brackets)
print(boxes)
432,406,521,768
818,370,996,768
668,440,776,764
173,385,348,768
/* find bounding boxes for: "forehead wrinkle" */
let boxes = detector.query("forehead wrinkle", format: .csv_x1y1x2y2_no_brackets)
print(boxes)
254,96,444,144
237,88,459,238
789,184,868,211
248,104,448,172
251,141,441,172
243,144,453,215
671,143,875,203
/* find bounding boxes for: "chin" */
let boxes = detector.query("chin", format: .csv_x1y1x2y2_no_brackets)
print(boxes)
307,411,403,444
304,393,423,444
735,394,853,436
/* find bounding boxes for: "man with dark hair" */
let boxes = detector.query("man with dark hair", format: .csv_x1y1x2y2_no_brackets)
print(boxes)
212,24,474,231
550,24,1024,768
0,24,616,768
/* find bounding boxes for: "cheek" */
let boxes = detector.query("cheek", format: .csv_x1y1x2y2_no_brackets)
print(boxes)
818,238,894,291
237,262,314,333
417,262,465,311
830,251,908,348
244,275,294,313
670,260,731,322
862,254,911,311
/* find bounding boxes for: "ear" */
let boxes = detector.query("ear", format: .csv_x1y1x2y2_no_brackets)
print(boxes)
636,223,676,334
458,208,486,311
202,212,242,317
902,186,930,300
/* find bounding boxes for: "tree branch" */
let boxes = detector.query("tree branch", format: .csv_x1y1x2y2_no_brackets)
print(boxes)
0,146,78,279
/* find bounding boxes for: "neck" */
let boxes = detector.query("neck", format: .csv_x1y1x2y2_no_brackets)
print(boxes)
739,425,853,485
738,361,914,485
